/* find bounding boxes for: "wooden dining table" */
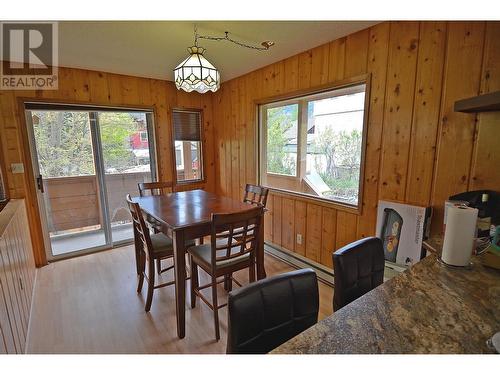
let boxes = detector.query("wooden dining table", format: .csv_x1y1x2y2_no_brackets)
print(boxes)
132,189,267,339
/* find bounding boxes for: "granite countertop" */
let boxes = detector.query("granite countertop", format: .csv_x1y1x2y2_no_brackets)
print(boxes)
272,253,500,354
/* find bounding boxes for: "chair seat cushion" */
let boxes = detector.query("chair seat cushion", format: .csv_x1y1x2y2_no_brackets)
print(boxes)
188,241,250,269
150,233,196,258
150,233,174,256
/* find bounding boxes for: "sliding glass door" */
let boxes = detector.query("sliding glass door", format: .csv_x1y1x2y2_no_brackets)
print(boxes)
26,105,156,260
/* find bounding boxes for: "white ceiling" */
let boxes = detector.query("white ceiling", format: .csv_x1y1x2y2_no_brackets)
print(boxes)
58,21,378,82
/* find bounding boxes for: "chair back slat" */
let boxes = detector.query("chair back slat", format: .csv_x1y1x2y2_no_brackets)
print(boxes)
243,184,269,207
210,207,263,270
138,181,174,197
126,194,154,259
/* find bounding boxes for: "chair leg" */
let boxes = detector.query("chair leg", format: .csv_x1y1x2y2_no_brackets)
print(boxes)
224,274,232,291
145,259,155,312
156,258,162,275
249,256,256,283
190,257,198,308
137,252,145,293
211,275,220,341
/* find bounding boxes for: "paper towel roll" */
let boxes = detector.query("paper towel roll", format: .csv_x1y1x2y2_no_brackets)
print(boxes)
441,205,478,266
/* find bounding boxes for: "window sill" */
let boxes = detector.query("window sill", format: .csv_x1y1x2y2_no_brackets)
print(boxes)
265,186,361,215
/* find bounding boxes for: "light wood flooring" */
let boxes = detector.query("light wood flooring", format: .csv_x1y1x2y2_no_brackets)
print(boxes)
27,245,333,353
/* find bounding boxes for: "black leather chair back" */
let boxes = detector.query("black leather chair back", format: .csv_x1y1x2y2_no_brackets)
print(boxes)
333,237,385,311
226,269,319,354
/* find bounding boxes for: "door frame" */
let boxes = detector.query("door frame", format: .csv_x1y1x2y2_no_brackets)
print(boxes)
21,99,158,262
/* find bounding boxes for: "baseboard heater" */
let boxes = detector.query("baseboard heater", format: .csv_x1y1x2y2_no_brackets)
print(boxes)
264,243,334,286
264,242,404,287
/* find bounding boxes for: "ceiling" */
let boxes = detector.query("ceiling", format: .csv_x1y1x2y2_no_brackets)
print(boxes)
58,21,378,82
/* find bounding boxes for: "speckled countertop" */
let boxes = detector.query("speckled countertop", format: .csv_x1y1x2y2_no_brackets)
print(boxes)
272,253,500,354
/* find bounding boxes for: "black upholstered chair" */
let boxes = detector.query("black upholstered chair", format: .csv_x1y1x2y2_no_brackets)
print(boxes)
226,268,319,354
332,237,385,311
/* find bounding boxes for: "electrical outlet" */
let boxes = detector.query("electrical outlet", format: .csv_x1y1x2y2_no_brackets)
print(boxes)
296,234,303,245
11,163,24,174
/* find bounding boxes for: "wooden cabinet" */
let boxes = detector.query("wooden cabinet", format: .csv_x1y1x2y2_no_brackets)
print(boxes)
0,199,36,354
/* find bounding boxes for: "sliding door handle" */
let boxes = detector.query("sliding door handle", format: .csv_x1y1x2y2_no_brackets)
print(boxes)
36,174,44,193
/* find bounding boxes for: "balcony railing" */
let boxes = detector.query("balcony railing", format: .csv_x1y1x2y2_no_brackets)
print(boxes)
42,171,151,234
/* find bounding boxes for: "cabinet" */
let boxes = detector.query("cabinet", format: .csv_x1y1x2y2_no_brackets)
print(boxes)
0,199,36,354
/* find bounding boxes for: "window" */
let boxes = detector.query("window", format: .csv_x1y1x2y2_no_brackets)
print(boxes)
140,131,148,142
172,109,203,183
259,82,367,207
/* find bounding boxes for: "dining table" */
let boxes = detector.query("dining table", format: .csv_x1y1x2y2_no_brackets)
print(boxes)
132,189,266,339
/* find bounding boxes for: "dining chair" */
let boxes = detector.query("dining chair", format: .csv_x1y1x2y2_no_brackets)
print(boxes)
126,194,177,312
243,184,269,207
137,181,175,274
138,181,175,197
187,206,264,340
332,237,385,311
226,268,319,354
221,184,269,292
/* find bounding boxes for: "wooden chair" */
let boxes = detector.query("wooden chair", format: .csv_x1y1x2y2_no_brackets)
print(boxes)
137,181,174,273
243,184,269,207
188,206,264,340
222,184,269,291
126,194,176,312
138,181,175,197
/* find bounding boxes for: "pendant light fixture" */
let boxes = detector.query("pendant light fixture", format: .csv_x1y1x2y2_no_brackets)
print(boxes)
174,45,220,94
174,26,274,94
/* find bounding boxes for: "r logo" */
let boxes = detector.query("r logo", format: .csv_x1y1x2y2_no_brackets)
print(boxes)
1,22,58,89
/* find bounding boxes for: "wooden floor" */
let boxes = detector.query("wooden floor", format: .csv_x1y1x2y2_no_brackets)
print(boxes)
27,245,333,353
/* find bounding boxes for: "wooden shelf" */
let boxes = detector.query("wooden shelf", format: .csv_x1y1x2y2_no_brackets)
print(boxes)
454,90,500,113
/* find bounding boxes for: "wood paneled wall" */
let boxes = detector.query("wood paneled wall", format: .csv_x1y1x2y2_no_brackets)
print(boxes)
0,199,37,353
212,21,500,269
0,67,215,266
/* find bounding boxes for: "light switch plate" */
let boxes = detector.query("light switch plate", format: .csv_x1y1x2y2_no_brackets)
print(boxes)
11,163,24,174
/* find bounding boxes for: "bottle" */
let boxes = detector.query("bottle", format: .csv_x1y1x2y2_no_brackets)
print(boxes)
477,193,491,238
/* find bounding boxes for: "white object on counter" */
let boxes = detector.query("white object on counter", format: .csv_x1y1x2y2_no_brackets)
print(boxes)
441,205,478,267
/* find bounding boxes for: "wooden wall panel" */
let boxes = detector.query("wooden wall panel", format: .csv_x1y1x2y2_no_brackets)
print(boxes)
405,22,447,206
281,198,295,252
378,22,420,201
344,29,370,77
336,211,358,250
356,22,390,238
310,44,330,87
470,22,500,192
328,38,346,82
321,207,337,268
305,203,322,262
272,195,282,247
294,200,307,257
213,21,500,270
431,22,486,233
0,67,216,266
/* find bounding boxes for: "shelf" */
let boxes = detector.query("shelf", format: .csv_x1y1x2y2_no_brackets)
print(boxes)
454,90,500,113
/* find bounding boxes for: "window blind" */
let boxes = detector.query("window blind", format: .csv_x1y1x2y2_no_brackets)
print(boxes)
173,110,201,142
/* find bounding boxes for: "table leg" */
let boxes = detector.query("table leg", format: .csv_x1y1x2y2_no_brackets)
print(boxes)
173,230,186,339
257,215,267,280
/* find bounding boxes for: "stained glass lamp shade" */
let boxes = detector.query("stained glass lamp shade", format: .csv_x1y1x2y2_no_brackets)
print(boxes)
174,46,220,93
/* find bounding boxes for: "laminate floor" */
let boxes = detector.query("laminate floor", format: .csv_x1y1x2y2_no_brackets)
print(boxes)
27,245,333,353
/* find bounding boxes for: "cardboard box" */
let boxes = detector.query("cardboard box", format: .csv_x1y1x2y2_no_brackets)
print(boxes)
376,200,432,267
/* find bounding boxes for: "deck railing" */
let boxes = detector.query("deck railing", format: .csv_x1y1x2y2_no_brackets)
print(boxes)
43,172,151,233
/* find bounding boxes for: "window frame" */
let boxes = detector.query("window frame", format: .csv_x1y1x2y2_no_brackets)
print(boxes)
257,75,371,213
171,108,205,186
